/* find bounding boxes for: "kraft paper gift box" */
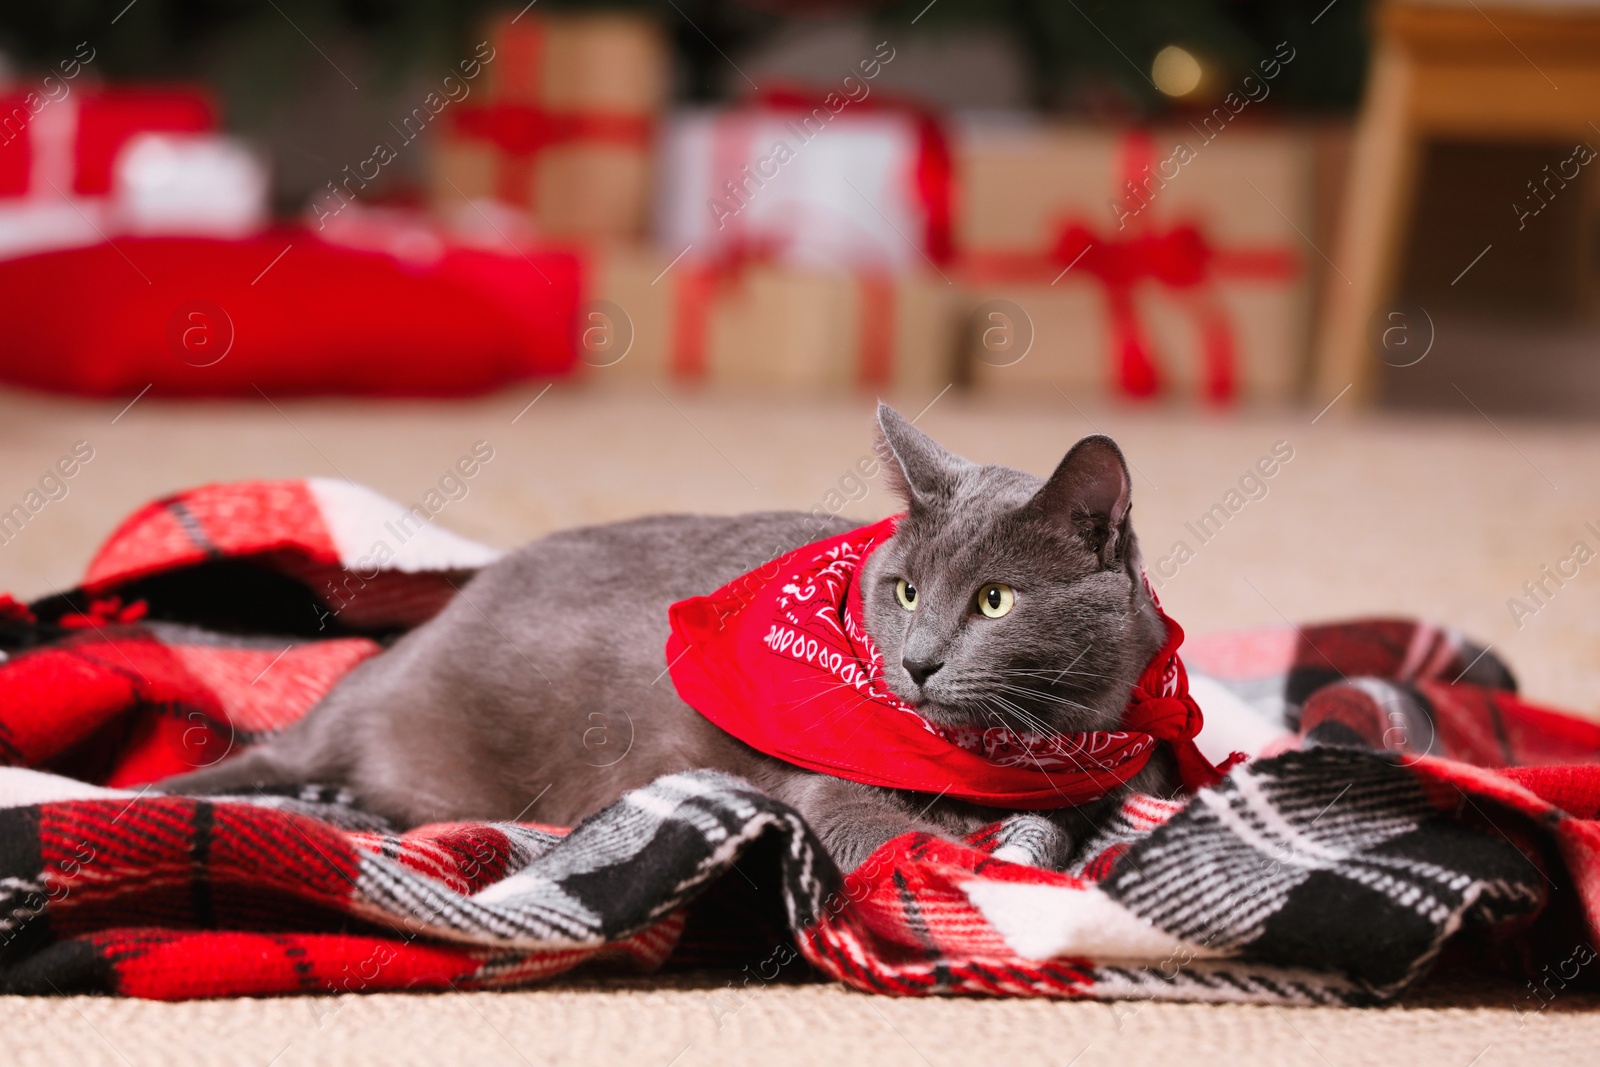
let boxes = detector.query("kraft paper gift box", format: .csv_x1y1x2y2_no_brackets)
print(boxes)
954,121,1315,404
430,11,667,241
575,246,959,392
654,90,954,272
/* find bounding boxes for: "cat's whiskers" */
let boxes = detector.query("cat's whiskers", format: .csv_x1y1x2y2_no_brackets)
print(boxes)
994,666,1122,685
983,693,1063,737
1047,641,1097,687
784,675,877,725
988,681,1101,717
985,697,1112,772
990,682,1098,709
935,674,1104,735
979,695,1033,734
974,700,1074,803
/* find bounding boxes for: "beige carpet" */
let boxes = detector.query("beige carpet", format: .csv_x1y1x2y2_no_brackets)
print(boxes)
5,971,1599,1067
2,381,1597,1063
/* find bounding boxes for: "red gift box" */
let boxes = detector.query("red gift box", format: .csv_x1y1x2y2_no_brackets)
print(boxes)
0,86,216,198
0,213,582,397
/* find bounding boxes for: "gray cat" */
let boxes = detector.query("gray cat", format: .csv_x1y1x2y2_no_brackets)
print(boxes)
163,404,1174,871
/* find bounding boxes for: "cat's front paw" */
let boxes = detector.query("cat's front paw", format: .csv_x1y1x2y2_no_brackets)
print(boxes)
989,813,1073,870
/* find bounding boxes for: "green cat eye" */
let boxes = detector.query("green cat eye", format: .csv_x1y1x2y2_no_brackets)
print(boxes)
978,583,1014,619
894,578,918,611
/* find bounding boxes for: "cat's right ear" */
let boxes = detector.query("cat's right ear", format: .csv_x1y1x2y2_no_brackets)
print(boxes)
875,402,966,511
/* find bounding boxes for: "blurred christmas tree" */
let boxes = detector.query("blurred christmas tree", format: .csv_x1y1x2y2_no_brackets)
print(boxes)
1,0,1368,111
909,0,1368,112
0,0,1368,210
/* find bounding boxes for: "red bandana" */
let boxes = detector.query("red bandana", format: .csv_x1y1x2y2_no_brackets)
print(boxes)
666,517,1239,809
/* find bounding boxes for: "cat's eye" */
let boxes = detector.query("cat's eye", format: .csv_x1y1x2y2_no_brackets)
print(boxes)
977,583,1014,619
894,579,918,611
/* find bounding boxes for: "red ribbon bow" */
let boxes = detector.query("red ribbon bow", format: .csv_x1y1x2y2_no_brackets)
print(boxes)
452,105,652,159
961,131,1300,404
446,18,652,210
1054,220,1225,401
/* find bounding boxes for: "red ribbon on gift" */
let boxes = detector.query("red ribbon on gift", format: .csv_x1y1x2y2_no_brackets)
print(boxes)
668,249,898,387
668,235,783,382
446,20,652,209
962,131,1300,404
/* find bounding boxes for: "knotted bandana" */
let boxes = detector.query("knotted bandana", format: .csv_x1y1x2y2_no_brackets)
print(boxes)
666,517,1238,808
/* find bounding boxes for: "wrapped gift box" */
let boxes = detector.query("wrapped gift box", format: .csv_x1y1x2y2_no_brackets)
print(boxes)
0,86,217,198
431,11,667,241
576,246,959,392
483,10,665,109
0,85,243,255
0,209,581,397
955,121,1314,404
116,133,267,236
654,91,953,272
0,86,268,257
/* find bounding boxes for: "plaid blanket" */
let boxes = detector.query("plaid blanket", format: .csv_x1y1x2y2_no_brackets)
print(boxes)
3,480,1599,1003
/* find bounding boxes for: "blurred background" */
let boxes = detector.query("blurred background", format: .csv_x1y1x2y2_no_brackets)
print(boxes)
0,1,1597,709
6,0,1597,407
2,0,1379,403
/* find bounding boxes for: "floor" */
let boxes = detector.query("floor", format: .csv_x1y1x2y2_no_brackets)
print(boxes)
5,971,1599,1067
2,380,1598,1063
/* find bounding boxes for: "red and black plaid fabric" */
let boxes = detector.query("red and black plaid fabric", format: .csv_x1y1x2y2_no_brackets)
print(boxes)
2,480,1599,1003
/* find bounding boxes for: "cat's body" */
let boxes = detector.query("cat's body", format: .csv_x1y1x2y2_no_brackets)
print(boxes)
164,407,1174,870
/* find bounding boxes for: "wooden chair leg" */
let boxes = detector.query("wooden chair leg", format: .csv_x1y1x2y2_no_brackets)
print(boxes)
1312,41,1421,408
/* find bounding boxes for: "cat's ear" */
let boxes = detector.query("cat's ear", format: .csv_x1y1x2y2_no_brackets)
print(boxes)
875,402,966,510
1028,435,1132,566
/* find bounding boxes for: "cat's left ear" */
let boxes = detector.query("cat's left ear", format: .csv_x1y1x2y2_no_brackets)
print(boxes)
1028,435,1132,566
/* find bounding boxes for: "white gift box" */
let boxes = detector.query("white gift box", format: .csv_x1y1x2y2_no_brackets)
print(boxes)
655,105,936,271
114,132,268,237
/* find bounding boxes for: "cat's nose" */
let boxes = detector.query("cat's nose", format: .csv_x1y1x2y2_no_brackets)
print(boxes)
902,656,944,686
